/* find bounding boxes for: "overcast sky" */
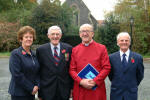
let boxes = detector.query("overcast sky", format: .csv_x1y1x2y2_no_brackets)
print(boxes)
38,0,117,20
82,0,117,20
60,0,117,20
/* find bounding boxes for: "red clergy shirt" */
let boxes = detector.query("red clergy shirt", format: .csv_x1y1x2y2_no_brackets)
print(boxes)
69,41,111,100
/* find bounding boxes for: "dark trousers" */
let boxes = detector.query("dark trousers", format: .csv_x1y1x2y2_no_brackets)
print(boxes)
55,95,69,100
54,89,69,100
11,95,35,100
42,94,69,100
122,96,125,100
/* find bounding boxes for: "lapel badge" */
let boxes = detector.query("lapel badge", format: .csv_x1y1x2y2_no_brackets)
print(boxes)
61,49,69,61
131,57,135,63
61,49,66,54
22,50,26,55
65,53,69,61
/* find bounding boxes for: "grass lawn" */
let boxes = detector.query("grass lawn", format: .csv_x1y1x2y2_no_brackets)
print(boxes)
0,52,10,57
143,55,150,58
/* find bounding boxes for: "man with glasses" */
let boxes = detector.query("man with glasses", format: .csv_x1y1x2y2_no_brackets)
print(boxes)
36,25,73,100
69,24,111,100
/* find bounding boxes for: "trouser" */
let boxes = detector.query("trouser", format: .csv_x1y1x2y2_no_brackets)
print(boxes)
11,95,35,100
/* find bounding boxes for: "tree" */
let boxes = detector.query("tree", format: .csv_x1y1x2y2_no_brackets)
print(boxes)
0,0,14,11
106,0,150,54
0,0,37,22
28,0,74,44
95,14,120,53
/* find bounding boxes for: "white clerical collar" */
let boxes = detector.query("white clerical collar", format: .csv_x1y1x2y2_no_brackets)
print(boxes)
82,39,93,46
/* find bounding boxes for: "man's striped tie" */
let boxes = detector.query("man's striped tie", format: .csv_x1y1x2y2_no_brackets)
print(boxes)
53,47,60,65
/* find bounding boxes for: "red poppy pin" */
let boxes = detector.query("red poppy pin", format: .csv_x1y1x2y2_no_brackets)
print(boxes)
61,49,66,54
131,57,135,63
22,50,26,55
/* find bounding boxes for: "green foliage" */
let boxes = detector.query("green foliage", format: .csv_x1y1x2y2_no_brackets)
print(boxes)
0,52,10,57
66,25,79,35
27,0,74,44
61,34,81,47
96,15,120,53
0,0,37,22
0,0,37,52
0,8,29,22
0,0,15,11
105,0,150,54
0,0,79,50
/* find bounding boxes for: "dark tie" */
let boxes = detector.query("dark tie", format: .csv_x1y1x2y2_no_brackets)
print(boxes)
53,47,60,65
122,53,127,68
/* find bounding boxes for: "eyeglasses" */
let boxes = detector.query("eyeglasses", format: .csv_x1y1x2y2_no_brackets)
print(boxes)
79,30,93,33
50,33,60,36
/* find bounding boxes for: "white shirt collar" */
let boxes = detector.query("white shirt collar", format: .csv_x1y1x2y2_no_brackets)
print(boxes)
50,43,60,50
120,49,130,57
120,49,130,62
50,43,60,56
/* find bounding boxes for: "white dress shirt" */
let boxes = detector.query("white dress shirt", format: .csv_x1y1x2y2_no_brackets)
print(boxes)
120,49,130,62
50,43,60,56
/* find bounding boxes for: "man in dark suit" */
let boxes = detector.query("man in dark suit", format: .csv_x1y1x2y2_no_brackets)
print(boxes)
36,25,73,100
109,32,144,100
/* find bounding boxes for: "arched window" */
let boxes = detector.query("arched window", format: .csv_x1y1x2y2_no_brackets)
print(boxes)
71,4,79,26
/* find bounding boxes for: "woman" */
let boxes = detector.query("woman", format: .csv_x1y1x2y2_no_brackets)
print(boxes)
8,26,40,100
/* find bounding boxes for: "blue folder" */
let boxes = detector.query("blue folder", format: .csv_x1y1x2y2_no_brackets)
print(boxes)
78,63,99,90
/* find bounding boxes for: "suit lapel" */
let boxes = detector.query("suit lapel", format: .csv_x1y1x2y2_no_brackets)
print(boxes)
116,51,128,72
116,51,122,67
45,43,56,65
46,42,67,66
59,42,65,62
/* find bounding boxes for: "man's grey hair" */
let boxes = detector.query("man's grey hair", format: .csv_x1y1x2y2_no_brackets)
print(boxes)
117,32,131,41
47,25,62,35
79,24,93,32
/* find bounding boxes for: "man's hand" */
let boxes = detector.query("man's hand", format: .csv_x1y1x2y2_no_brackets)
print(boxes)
38,97,42,100
79,79,96,89
70,89,73,98
88,80,96,85
32,86,38,95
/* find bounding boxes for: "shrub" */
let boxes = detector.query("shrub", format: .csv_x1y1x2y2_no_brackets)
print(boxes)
28,0,74,44
0,22,20,52
61,34,81,47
